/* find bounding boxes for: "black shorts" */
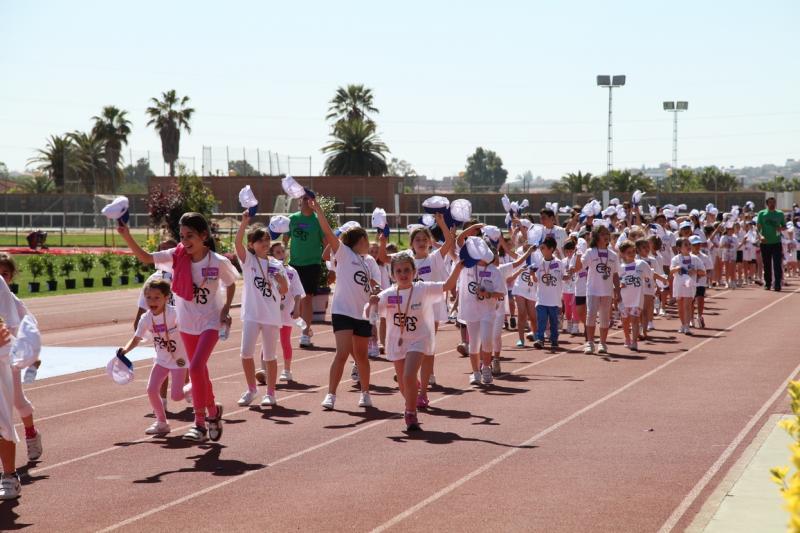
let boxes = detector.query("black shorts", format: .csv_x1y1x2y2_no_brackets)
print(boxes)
290,263,321,296
575,296,587,306
796,251,800,261
735,251,743,263
331,313,373,337
695,286,706,298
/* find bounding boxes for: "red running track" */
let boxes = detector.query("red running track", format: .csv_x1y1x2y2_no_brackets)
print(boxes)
2,283,798,532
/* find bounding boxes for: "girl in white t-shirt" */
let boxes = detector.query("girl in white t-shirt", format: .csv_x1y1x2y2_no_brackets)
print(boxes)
368,253,462,430
312,200,381,411
0,278,20,500
118,213,239,443
719,226,738,289
491,246,532,373
574,225,619,355
235,212,289,408
268,242,305,383
670,238,705,334
118,279,188,436
617,240,652,351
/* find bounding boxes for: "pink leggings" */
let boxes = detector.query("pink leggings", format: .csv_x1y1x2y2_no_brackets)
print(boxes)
280,325,292,362
563,293,577,321
181,330,220,426
147,364,187,423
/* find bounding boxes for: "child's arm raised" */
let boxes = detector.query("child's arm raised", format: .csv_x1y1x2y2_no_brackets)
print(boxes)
235,210,250,264
437,213,456,258
442,261,464,293
117,223,155,264
311,199,340,253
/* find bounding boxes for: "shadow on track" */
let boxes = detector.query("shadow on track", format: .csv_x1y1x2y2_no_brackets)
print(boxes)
0,500,30,530
388,429,537,449
255,404,312,425
132,444,265,484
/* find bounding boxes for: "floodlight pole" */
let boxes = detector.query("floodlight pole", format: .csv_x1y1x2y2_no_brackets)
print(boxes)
607,86,613,174
663,101,688,172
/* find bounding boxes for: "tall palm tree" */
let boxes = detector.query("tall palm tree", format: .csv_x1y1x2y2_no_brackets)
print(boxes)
69,130,110,193
92,106,132,192
322,119,389,176
326,84,379,127
145,90,194,177
28,134,74,192
551,171,594,193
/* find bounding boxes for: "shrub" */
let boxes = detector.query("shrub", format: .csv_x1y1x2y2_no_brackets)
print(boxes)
42,255,58,281
77,254,96,277
97,252,118,278
118,254,137,276
59,256,76,279
26,256,45,280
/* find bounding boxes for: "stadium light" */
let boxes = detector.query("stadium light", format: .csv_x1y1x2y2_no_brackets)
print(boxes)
663,100,689,171
597,74,626,174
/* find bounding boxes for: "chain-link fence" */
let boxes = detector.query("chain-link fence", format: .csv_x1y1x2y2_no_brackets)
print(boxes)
200,146,315,177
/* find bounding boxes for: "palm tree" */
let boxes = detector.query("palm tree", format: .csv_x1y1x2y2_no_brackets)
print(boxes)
15,174,55,194
69,130,110,193
28,134,74,192
322,119,389,176
92,106,132,192
145,90,194,177
601,170,655,193
551,171,594,193
326,84,379,127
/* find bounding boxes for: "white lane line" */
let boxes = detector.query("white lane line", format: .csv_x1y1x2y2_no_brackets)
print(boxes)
370,288,798,532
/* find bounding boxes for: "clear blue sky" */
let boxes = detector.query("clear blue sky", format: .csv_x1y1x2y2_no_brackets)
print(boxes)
1,0,797,180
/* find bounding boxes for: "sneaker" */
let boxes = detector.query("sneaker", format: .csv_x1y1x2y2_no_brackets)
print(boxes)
551,341,559,350
145,421,171,435
481,366,493,384
379,344,386,355
684,327,693,336
321,393,336,410
26,431,42,461
457,343,469,357
279,369,293,382
509,316,517,329
207,403,224,442
23,365,38,384
515,340,524,347
367,340,380,359
699,316,706,328
533,339,544,349
526,332,535,342
469,371,481,386
255,369,267,386
416,395,430,409
260,394,277,407
183,425,208,442
237,390,257,406
491,358,501,375
428,374,437,386
658,309,667,317
404,411,421,431
299,334,313,348
647,321,655,331
630,342,638,352
350,363,360,384
358,392,373,408
0,473,21,500
583,342,595,354
598,343,608,354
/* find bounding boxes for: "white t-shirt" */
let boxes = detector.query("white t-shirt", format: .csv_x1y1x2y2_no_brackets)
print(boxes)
331,245,381,320
457,264,503,322
619,259,652,308
413,250,448,283
670,253,703,285
571,252,588,297
281,265,306,326
637,255,658,296
562,254,576,294
541,225,567,253
135,306,188,370
137,271,175,309
533,256,566,307
695,252,713,288
660,229,675,265
240,252,285,326
152,249,239,335
377,281,444,351
511,259,537,301
583,247,619,297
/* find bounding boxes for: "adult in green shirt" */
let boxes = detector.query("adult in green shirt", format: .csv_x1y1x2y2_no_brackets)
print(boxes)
756,196,786,291
284,195,325,347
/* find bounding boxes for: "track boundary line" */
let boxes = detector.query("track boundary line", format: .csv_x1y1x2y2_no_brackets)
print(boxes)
369,288,798,532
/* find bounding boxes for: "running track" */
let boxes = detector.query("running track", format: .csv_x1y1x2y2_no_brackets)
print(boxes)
2,283,798,532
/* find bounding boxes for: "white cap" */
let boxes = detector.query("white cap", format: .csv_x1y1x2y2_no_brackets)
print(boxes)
465,236,494,263
107,353,134,385
422,195,450,210
268,215,291,235
679,221,693,229
421,213,435,227
450,199,472,223
609,198,620,206
631,189,644,205
481,225,501,242
371,208,387,229
501,194,512,213
238,185,258,208
519,219,532,229
101,196,129,220
527,224,544,245
281,175,306,199
602,206,616,217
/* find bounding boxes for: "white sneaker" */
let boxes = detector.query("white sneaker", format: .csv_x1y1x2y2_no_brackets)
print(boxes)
481,366,493,384
279,369,293,382
583,342,595,354
350,363,360,383
238,389,257,406
598,343,608,354
367,340,380,358
469,371,481,386
321,393,336,410
658,309,667,317
428,374,437,386
358,392,373,408
26,431,42,461
260,394,277,407
145,421,171,435
647,321,655,331
23,365,38,384
299,334,313,348
0,474,21,500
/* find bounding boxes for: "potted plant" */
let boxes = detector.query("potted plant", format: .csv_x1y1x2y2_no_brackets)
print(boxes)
118,254,136,285
8,263,19,294
78,254,96,288
134,257,148,283
98,252,117,287
26,255,44,293
312,195,338,323
42,254,58,291
60,256,77,289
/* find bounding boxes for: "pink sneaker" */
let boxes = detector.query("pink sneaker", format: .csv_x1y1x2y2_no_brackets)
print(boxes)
404,411,421,431
416,395,430,409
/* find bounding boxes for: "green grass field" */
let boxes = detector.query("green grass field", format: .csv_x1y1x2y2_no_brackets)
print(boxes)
0,230,151,248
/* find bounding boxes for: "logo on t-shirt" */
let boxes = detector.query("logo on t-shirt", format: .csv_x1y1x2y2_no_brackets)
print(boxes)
393,312,417,332
540,273,558,287
353,270,369,293
417,265,432,276
595,263,611,278
520,270,533,286
254,277,274,299
468,281,485,300
153,336,177,353
202,267,219,280
193,284,210,305
293,225,309,241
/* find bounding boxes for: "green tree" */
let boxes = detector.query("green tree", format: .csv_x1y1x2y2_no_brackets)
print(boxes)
14,174,55,193
68,130,111,193
123,157,155,185
696,166,740,192
228,159,262,176
388,157,418,191
599,170,655,193
92,105,132,192
0,162,8,180
551,171,594,193
322,119,389,176
758,175,800,193
147,170,218,241
463,147,507,192
28,134,75,192
662,168,699,192
146,90,195,177
326,84,378,128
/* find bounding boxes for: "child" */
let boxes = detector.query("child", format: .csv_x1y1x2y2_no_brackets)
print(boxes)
575,225,619,354
562,240,578,335
691,236,713,328
0,254,42,461
118,213,239,443
531,237,567,349
269,242,304,383
368,253,461,430
492,244,533,372
617,240,652,350
569,234,589,337
720,225,738,289
118,279,188,435
636,238,666,338
312,201,381,410
234,212,288,408
670,237,705,334
0,279,20,499
510,231,538,347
